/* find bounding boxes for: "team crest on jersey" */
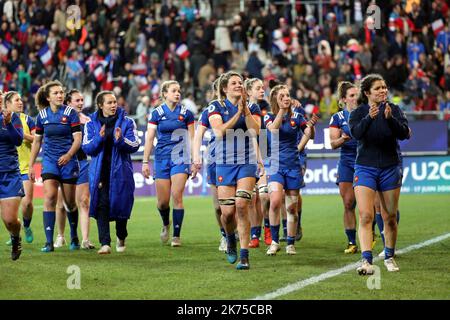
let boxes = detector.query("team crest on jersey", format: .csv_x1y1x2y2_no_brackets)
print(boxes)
290,119,296,127
178,115,185,121
61,116,68,124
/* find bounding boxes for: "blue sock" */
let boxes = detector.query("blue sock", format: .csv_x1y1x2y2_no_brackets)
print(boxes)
362,250,373,264
375,212,385,247
158,207,170,226
264,218,270,228
397,210,400,224
385,247,395,259
240,248,249,261
67,209,79,240
226,232,236,249
250,227,258,239
220,227,226,238
255,226,262,239
345,229,357,245
287,236,295,246
270,225,280,243
23,218,32,228
43,211,55,244
282,219,287,236
172,209,184,237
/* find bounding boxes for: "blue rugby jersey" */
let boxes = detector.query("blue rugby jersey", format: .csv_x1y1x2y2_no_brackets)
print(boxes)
208,99,261,165
293,106,307,162
0,112,23,172
329,109,357,163
149,103,195,160
264,109,308,169
35,105,81,160
199,101,222,164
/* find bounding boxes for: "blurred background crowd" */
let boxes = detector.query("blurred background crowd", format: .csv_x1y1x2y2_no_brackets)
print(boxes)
0,0,449,123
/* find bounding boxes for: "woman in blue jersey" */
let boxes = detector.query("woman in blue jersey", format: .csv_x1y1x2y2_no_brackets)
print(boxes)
142,81,195,248
264,84,316,256
192,77,228,252
4,91,35,245
208,71,261,270
0,91,24,260
329,81,359,254
82,91,140,254
29,81,82,253
349,74,409,275
55,89,95,250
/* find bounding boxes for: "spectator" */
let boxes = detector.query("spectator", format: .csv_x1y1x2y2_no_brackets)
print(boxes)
319,86,339,120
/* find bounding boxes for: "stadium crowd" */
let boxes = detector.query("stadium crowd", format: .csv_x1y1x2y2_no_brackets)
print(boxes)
0,0,449,122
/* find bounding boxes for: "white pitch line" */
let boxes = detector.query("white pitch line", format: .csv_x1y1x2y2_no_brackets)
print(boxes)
252,232,450,300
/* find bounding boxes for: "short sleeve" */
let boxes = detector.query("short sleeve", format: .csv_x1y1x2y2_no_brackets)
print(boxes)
26,115,36,131
148,109,159,125
329,113,339,128
207,103,221,119
186,110,195,126
69,108,81,133
12,113,23,130
250,103,261,116
35,114,43,135
264,113,274,126
298,113,308,130
199,110,209,127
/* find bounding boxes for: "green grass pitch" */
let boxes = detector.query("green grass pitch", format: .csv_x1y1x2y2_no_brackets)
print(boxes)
0,194,449,300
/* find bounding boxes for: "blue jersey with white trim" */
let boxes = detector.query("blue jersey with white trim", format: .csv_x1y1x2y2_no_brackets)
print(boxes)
208,99,261,165
329,109,357,163
35,105,81,161
264,110,307,169
149,103,195,160
0,112,23,172
199,100,222,164
293,106,307,161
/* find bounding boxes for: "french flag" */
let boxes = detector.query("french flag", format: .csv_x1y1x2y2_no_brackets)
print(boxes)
135,75,150,91
432,19,445,36
38,44,52,66
0,40,11,56
93,63,105,82
131,62,147,75
175,43,190,60
93,55,111,82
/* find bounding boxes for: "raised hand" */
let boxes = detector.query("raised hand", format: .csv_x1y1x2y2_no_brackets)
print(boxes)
369,104,379,119
2,109,12,124
99,124,106,137
384,103,392,119
115,127,122,140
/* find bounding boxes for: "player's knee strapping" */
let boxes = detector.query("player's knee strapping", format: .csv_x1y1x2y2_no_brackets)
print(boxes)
236,189,252,201
285,195,298,210
258,184,268,194
218,198,236,206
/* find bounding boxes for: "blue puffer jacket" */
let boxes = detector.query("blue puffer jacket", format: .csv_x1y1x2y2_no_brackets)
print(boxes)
82,108,140,219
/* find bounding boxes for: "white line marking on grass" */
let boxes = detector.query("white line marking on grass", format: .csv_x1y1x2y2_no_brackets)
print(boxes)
252,232,450,300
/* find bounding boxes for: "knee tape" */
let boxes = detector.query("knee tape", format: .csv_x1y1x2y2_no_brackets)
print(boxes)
268,182,280,193
285,195,298,209
236,189,252,201
218,198,236,206
258,184,268,194
287,212,297,223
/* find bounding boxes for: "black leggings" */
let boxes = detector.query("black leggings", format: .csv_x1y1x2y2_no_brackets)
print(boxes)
96,184,128,246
